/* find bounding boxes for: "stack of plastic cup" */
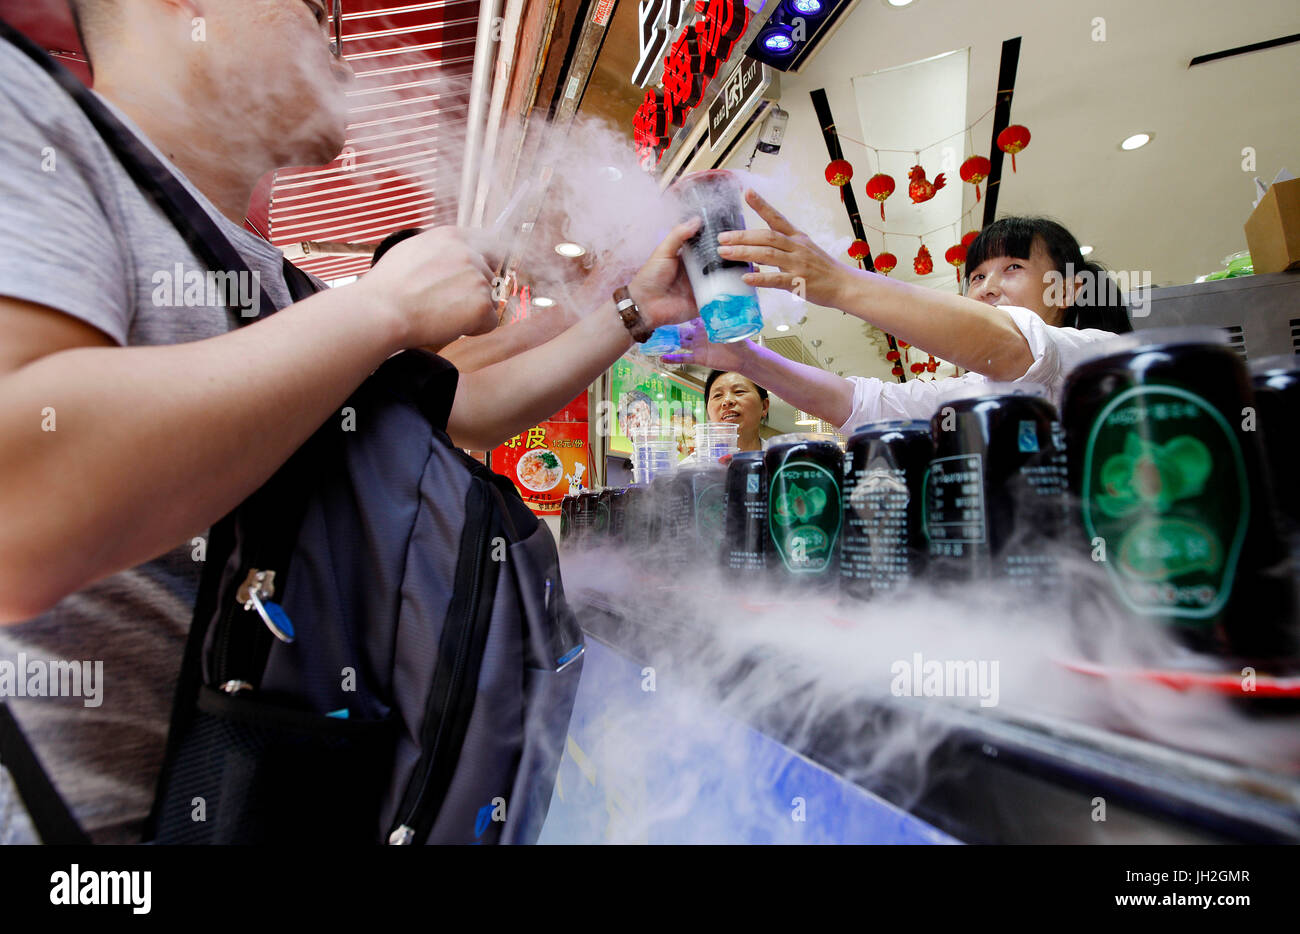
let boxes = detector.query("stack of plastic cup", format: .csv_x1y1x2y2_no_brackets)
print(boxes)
693,421,739,464
631,428,678,483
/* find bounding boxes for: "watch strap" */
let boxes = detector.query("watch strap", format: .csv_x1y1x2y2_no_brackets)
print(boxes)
613,286,654,343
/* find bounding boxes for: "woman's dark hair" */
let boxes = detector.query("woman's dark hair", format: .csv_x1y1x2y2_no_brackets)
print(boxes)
371,228,424,267
704,369,769,403
964,216,1133,334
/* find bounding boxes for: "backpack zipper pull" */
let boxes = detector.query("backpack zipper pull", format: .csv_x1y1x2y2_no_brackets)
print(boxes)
237,568,295,643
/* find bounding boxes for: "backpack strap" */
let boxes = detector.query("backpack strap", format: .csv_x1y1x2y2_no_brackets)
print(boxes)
0,704,91,844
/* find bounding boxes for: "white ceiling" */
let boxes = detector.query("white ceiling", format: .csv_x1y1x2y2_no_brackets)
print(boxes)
716,0,1300,397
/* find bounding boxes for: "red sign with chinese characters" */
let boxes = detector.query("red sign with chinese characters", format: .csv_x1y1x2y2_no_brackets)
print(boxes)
492,394,590,516
633,0,750,166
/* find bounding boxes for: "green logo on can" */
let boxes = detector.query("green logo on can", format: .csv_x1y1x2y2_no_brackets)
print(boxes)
769,463,842,573
1082,386,1248,620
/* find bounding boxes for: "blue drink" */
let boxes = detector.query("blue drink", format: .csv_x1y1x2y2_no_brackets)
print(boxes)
640,325,681,356
670,170,763,344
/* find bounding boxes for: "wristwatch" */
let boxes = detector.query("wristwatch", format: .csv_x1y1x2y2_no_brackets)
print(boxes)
613,285,653,343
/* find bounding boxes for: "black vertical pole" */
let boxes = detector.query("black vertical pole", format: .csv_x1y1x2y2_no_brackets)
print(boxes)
809,88,905,383
982,36,1022,228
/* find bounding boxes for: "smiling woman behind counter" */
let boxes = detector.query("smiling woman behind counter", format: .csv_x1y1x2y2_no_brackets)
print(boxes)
704,368,769,452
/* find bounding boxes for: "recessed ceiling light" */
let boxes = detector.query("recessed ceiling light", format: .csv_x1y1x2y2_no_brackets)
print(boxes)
555,242,586,257
776,323,791,332
532,296,555,307
1079,245,1094,256
885,0,914,6
1120,133,1152,151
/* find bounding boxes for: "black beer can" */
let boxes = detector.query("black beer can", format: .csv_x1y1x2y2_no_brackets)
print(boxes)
622,482,655,549
925,384,1069,589
725,451,767,573
842,419,933,599
591,489,612,539
1250,354,1300,532
764,433,844,583
559,494,574,543
652,471,693,570
1061,328,1297,662
686,465,728,562
607,487,629,542
572,489,600,544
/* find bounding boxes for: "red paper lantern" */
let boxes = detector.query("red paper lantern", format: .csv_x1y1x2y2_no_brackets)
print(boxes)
961,229,979,249
926,355,937,373
945,243,967,287
825,159,854,202
873,251,897,275
959,155,991,202
914,244,933,276
997,125,1031,172
886,349,900,362
897,339,910,349
891,365,904,378
910,362,925,374
846,239,871,266
825,159,853,187
865,173,895,221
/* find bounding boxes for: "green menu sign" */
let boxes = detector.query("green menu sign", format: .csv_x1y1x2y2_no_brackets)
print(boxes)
609,357,706,459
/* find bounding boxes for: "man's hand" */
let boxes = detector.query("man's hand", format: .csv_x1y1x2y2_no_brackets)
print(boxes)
661,319,755,371
359,226,499,352
717,189,854,309
627,216,702,329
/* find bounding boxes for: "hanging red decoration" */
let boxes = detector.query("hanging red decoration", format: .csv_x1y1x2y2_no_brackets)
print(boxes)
873,251,897,275
909,362,925,374
959,155,991,202
865,173,895,221
886,349,900,362
891,365,904,378
907,165,946,204
914,244,933,276
825,159,854,202
897,339,910,349
945,243,967,287
846,239,871,267
961,229,979,249
997,125,1031,172
926,355,938,373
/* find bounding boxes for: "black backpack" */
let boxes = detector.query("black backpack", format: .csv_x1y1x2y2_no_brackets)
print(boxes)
0,21,584,845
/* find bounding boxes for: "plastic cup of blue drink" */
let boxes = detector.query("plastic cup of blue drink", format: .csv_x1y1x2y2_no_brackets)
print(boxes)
670,170,763,344
640,324,682,356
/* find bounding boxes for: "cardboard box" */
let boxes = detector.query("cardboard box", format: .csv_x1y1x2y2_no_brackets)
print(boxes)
1244,177,1300,274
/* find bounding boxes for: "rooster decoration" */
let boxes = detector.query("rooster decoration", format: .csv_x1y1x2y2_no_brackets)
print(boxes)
907,165,946,204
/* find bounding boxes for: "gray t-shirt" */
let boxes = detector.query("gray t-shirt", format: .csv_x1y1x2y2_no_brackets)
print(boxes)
0,39,300,843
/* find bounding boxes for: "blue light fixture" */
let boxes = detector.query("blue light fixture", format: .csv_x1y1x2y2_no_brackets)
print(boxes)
761,26,796,53
790,0,823,14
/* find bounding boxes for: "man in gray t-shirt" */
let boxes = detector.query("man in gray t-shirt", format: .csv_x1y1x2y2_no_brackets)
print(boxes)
0,2,502,843
0,2,704,844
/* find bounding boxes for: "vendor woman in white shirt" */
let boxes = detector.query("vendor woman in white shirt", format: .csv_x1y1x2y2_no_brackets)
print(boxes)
662,190,1131,433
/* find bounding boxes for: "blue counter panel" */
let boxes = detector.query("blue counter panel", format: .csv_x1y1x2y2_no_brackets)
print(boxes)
539,637,958,844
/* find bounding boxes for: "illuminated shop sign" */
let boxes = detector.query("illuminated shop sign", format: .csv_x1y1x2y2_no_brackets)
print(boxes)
632,0,750,167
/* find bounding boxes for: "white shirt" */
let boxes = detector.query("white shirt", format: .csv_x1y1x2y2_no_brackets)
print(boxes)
837,306,1119,434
